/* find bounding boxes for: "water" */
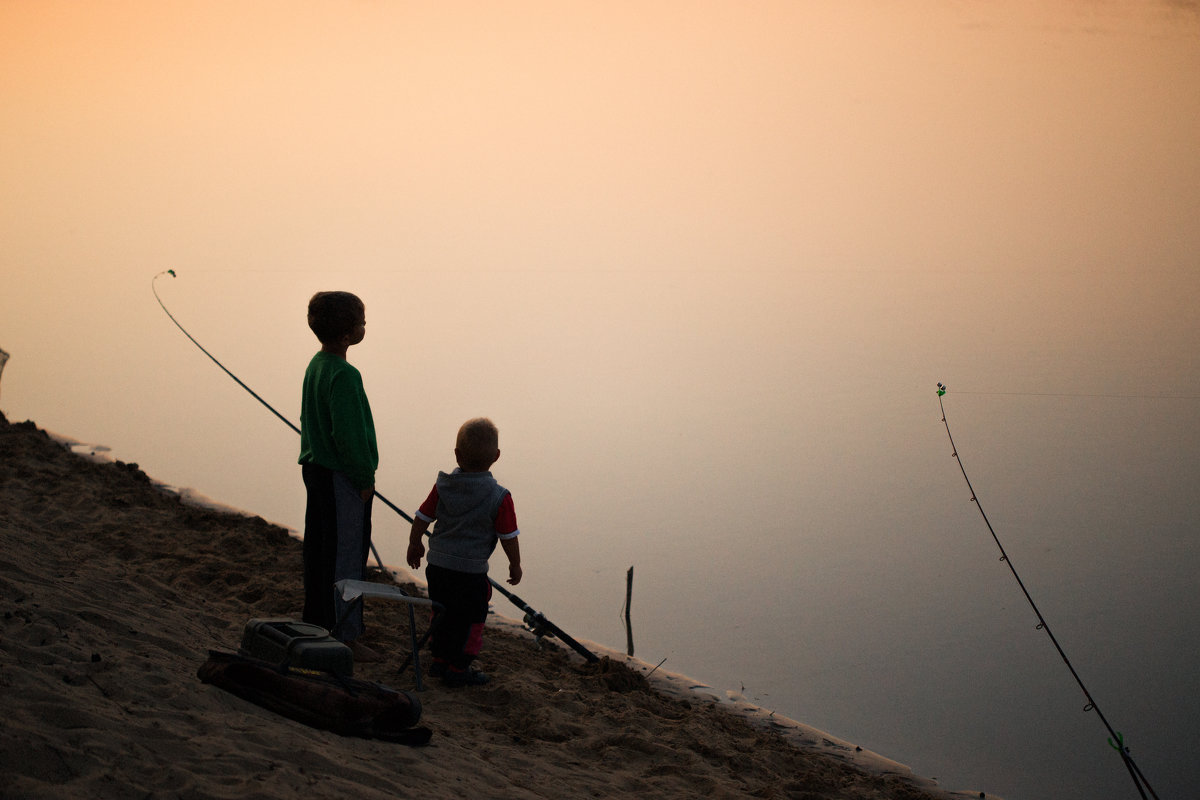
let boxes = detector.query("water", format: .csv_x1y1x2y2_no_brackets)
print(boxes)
3,3,1198,798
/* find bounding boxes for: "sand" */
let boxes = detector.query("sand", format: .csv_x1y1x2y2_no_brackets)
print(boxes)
0,413,980,799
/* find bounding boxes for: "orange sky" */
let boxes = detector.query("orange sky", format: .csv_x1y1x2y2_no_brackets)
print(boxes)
2,0,1197,512
2,7,1198,797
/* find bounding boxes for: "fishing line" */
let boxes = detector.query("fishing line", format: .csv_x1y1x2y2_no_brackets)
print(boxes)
936,383,1158,800
945,389,1200,401
152,271,598,662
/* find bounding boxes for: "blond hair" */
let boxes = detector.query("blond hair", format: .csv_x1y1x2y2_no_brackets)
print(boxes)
456,417,499,471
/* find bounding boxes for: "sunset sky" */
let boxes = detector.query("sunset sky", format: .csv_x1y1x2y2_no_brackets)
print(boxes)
2,4,1197,797
4,1,1196,450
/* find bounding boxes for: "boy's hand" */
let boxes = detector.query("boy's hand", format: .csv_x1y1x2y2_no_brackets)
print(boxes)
406,541,425,570
499,537,522,585
407,518,431,570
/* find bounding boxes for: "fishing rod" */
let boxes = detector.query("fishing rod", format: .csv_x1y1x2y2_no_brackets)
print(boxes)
152,271,598,663
358,490,597,662
936,383,1158,800
488,579,599,663
152,270,385,569
153,270,302,438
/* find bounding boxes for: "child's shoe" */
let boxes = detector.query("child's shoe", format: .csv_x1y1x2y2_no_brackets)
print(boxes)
443,667,490,687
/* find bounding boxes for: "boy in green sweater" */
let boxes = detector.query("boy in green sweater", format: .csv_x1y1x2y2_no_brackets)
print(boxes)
298,291,380,662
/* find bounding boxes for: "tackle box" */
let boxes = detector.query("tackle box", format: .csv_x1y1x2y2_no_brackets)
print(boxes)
238,618,354,676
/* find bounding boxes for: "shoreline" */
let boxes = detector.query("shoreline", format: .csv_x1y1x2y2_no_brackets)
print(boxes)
49,426,952,788
3,414,989,799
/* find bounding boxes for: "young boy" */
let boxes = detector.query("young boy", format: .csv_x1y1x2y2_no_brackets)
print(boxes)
298,291,380,662
406,417,521,687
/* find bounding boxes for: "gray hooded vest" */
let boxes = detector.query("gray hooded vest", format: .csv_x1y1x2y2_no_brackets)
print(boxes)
426,470,510,574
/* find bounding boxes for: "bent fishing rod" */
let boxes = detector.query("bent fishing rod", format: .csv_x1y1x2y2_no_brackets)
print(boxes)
936,383,1157,800
152,271,597,663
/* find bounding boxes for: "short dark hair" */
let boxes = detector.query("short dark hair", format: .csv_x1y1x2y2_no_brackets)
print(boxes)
307,292,364,344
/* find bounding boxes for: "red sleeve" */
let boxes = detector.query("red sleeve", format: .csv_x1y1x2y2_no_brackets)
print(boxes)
417,485,439,521
494,493,518,535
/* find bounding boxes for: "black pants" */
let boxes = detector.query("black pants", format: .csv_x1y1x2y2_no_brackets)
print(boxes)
302,464,373,639
426,564,491,670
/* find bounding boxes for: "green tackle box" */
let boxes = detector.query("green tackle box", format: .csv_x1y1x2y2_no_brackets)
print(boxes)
238,618,354,676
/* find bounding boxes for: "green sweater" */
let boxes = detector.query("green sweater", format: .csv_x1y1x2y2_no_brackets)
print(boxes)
298,351,378,490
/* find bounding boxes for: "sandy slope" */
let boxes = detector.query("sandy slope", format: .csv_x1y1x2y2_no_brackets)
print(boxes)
0,413,973,799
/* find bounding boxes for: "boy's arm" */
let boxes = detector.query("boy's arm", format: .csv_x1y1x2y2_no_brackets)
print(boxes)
406,518,430,569
329,371,378,492
500,536,522,585
406,486,440,570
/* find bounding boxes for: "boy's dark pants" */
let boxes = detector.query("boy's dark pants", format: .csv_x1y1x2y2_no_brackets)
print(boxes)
302,463,373,641
426,564,491,670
